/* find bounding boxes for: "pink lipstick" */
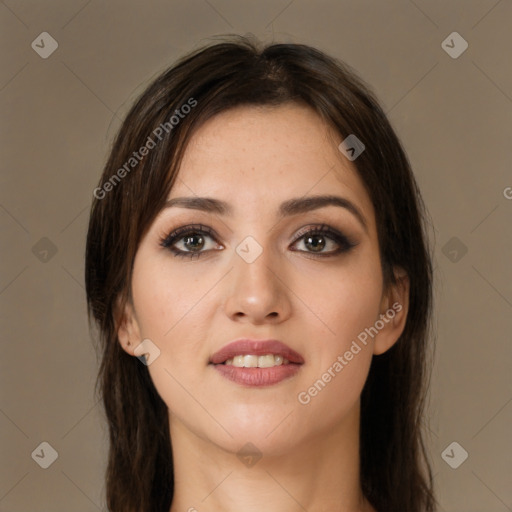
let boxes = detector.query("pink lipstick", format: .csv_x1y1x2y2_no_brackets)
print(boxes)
210,339,304,387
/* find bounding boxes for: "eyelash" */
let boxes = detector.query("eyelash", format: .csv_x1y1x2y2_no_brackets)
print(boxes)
159,223,357,259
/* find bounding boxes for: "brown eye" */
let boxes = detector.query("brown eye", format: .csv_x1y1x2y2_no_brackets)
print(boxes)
160,224,223,259
303,234,327,252
182,233,206,252
290,225,357,257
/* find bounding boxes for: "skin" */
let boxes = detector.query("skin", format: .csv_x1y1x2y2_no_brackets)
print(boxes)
118,104,409,512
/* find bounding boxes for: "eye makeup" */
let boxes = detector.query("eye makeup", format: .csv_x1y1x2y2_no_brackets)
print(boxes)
159,222,358,260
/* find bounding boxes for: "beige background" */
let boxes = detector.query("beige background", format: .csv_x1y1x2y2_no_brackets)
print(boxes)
1,1,511,511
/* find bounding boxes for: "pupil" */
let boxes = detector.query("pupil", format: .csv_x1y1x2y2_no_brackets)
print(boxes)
185,234,204,251
306,235,325,252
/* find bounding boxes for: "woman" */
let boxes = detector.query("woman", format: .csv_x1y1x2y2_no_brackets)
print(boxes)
86,36,436,512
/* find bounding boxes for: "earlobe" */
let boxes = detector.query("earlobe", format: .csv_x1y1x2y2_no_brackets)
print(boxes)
116,297,141,356
373,267,410,356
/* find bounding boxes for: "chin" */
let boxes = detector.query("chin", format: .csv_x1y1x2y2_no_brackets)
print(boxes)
209,406,306,456
220,430,302,459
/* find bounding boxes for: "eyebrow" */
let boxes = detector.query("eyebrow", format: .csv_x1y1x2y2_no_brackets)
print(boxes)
163,194,368,232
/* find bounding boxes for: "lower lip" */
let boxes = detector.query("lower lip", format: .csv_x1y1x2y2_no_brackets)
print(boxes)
212,363,301,386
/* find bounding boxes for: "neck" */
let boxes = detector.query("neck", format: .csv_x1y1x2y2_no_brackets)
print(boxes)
168,404,375,512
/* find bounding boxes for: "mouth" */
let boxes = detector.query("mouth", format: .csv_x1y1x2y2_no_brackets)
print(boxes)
222,354,292,367
209,339,304,387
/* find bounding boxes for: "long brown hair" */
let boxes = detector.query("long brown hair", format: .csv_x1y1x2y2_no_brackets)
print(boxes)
85,35,436,512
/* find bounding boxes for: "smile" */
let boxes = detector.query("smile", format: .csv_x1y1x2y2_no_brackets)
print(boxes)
210,338,304,386
223,354,290,367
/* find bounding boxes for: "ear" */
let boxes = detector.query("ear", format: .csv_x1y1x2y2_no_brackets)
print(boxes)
116,296,142,357
373,267,410,356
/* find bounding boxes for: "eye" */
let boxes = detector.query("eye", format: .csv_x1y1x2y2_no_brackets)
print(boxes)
160,224,223,259
160,223,357,260
290,224,357,257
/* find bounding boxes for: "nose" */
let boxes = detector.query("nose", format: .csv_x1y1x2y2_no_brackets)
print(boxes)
223,246,292,325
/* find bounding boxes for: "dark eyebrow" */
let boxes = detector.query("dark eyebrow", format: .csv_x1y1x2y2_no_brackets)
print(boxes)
278,195,368,232
163,196,230,215
163,194,368,232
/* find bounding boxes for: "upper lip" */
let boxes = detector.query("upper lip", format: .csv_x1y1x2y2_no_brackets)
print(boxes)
210,339,305,365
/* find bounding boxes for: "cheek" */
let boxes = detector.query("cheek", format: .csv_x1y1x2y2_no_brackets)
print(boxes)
295,277,381,424
293,252,383,350
292,253,382,416
130,250,215,340
130,250,216,378
129,257,218,434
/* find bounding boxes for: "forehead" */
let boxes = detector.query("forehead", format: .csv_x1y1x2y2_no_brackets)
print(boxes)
171,104,375,225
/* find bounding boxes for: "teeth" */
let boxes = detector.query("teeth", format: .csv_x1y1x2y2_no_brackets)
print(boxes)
243,355,259,368
232,355,244,366
225,354,290,368
258,355,276,368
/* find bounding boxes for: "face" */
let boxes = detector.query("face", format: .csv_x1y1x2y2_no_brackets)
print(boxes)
119,103,408,455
